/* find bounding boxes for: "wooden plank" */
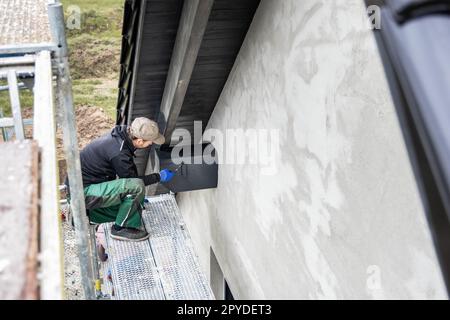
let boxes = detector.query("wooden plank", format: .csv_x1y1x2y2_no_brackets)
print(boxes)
33,50,63,300
0,140,39,299
126,0,147,125
167,0,260,137
125,0,259,135
160,0,215,141
117,0,182,125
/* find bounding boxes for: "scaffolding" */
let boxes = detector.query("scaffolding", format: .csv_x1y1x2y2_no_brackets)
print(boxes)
102,194,214,300
0,0,95,299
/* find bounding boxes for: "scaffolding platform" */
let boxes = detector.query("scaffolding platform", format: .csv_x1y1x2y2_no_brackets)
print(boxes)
0,141,39,299
0,0,52,48
102,194,214,300
0,0,79,299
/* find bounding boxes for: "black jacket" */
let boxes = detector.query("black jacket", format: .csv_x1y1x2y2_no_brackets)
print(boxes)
78,125,160,187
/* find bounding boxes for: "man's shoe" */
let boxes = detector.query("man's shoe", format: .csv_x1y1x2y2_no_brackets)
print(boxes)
110,225,150,242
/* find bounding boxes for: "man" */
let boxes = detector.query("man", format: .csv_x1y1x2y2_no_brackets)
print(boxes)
73,117,175,242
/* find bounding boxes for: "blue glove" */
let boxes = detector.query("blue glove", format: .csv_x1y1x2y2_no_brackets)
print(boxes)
159,169,175,183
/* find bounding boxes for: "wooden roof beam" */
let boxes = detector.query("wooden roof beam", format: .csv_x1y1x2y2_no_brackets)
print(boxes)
159,0,214,143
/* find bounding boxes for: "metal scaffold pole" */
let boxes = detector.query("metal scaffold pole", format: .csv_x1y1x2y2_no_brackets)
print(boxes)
48,2,96,300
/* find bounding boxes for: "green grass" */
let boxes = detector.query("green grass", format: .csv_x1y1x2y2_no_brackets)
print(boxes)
73,79,102,86
61,0,124,38
61,0,124,120
71,78,118,118
0,80,34,117
0,1,122,120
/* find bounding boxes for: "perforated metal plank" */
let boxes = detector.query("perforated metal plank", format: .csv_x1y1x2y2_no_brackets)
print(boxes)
104,225,165,300
104,194,214,300
144,194,214,300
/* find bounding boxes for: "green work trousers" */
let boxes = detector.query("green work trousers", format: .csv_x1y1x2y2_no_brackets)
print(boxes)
83,178,145,228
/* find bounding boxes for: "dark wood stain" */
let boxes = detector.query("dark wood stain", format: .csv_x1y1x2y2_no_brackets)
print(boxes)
118,0,260,140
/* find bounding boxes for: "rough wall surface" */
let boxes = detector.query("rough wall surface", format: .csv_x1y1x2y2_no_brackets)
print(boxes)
176,0,447,299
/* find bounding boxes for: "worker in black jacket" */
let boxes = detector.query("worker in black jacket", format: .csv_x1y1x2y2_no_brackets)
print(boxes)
77,117,174,241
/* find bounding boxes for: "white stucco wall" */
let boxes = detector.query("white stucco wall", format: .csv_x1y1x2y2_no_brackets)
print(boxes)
176,0,447,299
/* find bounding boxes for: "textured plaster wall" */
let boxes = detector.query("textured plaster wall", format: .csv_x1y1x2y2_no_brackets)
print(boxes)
176,0,447,299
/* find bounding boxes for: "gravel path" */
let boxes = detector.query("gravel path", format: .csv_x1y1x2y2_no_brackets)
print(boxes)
61,205,85,300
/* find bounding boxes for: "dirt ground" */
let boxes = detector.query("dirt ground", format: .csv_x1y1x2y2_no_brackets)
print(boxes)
20,103,114,154
70,38,120,80
57,104,115,157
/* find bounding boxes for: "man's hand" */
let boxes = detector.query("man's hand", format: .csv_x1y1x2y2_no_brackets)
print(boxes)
159,169,175,183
